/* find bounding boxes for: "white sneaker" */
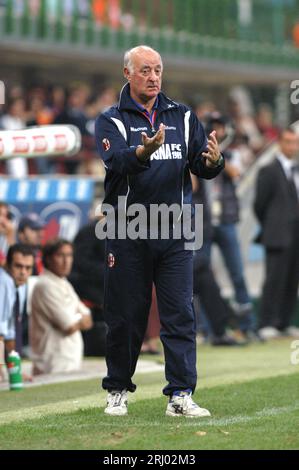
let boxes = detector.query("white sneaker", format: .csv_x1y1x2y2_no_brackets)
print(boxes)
166,391,211,418
104,390,128,416
258,327,281,341
283,326,299,338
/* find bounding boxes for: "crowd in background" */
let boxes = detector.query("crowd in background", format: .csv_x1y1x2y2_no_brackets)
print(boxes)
0,81,280,178
0,82,118,177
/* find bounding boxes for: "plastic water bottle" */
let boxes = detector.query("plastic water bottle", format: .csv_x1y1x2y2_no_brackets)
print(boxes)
7,351,23,391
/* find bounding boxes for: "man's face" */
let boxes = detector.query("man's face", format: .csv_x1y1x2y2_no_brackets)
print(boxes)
0,206,9,234
279,131,299,159
18,226,43,247
8,253,34,287
124,50,163,103
47,244,73,278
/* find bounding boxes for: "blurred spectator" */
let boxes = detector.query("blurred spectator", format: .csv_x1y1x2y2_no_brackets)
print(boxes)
69,218,106,356
256,104,279,144
254,128,299,340
204,112,255,334
7,85,24,101
0,244,35,368
26,87,54,126
26,87,57,174
50,85,67,117
192,176,242,346
54,82,91,174
92,0,121,28
30,239,93,375
228,86,264,155
77,87,117,176
193,100,216,121
85,87,118,120
0,202,15,266
17,213,45,275
228,130,255,173
0,97,28,177
292,20,299,47
18,213,45,247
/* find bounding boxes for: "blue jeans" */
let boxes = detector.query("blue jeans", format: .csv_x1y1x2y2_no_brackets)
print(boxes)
212,223,251,305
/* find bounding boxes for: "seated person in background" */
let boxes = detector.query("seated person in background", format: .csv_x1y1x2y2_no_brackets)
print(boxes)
30,239,93,375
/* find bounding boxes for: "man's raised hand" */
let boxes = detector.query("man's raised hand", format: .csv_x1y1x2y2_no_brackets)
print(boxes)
202,130,222,167
136,123,165,162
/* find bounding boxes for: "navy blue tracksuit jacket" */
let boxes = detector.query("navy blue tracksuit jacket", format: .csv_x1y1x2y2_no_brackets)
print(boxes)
95,83,224,396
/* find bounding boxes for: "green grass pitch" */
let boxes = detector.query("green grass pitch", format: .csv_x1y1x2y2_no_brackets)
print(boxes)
1,338,299,450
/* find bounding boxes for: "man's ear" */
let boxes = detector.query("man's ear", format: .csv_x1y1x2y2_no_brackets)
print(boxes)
123,67,130,81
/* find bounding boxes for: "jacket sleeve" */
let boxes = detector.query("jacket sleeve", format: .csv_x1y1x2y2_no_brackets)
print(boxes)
254,166,274,223
95,113,151,177
187,110,224,179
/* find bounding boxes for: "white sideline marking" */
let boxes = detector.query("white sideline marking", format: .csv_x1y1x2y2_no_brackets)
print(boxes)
1,401,298,428
201,402,299,427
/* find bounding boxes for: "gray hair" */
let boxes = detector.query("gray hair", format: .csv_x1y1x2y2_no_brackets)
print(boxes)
124,45,163,73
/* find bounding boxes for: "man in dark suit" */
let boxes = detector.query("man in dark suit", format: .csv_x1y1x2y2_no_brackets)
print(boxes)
254,128,299,340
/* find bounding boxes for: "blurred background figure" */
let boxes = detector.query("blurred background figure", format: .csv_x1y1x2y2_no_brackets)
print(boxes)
256,104,279,145
18,213,45,248
228,87,264,156
69,217,107,357
192,176,245,347
203,112,256,338
254,128,299,340
54,82,91,174
0,97,28,178
0,243,35,384
17,213,46,275
0,202,15,267
30,239,93,375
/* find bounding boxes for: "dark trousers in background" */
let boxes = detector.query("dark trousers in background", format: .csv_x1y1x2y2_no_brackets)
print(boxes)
193,247,230,337
259,221,299,330
212,223,251,305
102,235,197,396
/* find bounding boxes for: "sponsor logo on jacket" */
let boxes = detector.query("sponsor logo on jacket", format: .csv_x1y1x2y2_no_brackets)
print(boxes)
130,126,148,132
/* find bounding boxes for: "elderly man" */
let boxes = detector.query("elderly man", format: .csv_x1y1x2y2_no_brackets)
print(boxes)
30,239,93,375
95,45,224,417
